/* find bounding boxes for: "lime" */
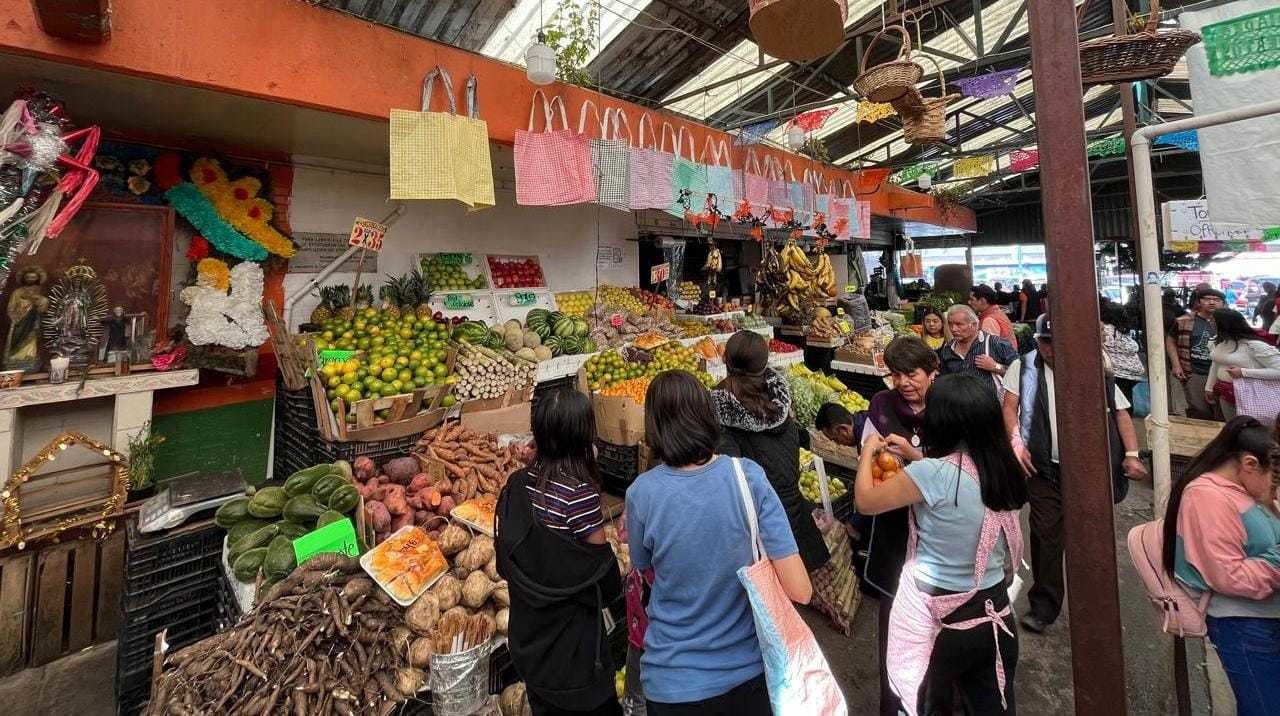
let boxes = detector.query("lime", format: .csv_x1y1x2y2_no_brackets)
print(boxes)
441,395,457,407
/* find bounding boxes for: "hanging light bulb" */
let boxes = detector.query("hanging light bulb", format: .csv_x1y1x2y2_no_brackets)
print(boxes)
526,30,556,86
787,123,806,151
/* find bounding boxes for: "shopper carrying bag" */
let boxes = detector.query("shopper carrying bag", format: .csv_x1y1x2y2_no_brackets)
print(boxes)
702,136,736,214
515,91,596,206
578,101,631,213
669,126,708,217
390,66,494,208
629,114,674,211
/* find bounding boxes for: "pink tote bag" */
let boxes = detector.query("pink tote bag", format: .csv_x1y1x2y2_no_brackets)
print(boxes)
629,114,675,210
828,180,854,240
765,156,789,209
742,149,770,214
515,91,596,206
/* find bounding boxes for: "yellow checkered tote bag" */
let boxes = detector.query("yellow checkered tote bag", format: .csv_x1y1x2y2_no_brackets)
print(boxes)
390,67,494,209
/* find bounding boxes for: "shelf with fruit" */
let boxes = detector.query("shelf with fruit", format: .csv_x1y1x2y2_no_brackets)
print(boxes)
419,252,490,291
554,290,595,317
487,255,547,289
583,342,713,393
787,363,850,430
799,469,849,503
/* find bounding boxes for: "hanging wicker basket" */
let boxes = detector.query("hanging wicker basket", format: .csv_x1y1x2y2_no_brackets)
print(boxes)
897,57,960,146
1078,0,1200,86
853,25,924,104
749,0,848,62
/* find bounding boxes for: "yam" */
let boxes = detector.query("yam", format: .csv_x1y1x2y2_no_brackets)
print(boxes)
495,608,509,635
405,593,441,635
408,637,433,668
462,571,497,608
366,502,392,532
384,457,420,485
395,667,426,698
437,524,472,556
430,574,463,611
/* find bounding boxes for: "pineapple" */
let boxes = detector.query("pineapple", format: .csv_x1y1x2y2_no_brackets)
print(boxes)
309,286,335,324
353,285,374,311
379,275,403,320
404,269,433,319
332,285,356,321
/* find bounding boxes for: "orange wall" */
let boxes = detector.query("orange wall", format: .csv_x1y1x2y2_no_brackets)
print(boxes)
0,0,974,232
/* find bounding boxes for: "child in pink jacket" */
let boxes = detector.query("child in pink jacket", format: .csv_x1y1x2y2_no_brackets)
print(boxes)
1163,416,1280,716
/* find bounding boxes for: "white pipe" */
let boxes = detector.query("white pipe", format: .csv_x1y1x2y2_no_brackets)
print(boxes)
1132,98,1280,514
282,204,406,329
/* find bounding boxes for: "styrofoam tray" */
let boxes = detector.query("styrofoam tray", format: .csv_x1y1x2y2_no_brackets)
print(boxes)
359,525,449,606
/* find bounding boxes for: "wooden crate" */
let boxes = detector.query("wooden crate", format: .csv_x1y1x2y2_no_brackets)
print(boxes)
0,529,124,674
1168,416,1220,458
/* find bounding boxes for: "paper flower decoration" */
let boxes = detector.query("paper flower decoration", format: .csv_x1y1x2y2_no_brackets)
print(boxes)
189,159,295,258
163,183,268,261
1009,149,1039,172
952,69,1020,99
953,155,995,179
855,101,895,124
186,236,210,262
181,261,268,350
196,258,231,291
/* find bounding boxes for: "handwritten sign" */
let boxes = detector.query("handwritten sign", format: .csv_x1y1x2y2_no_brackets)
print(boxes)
348,217,387,252
444,294,475,310
293,518,359,563
433,252,472,265
509,292,537,307
1161,199,1272,251
650,262,671,284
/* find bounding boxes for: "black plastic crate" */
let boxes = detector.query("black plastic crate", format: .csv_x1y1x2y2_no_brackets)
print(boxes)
314,433,419,464
489,643,518,694
596,439,639,497
125,518,224,592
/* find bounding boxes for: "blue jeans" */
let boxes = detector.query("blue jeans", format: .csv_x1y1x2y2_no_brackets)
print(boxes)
1206,616,1280,716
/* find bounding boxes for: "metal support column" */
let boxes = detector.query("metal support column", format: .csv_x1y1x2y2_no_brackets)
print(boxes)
1027,3,1129,715
1111,0,1143,248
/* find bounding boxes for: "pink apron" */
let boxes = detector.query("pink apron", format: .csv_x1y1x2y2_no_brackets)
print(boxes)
886,454,1024,715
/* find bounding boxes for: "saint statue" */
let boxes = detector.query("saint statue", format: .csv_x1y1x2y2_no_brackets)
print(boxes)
5,266,48,371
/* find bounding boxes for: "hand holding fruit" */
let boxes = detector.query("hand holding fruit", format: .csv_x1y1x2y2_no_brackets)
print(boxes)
883,433,923,463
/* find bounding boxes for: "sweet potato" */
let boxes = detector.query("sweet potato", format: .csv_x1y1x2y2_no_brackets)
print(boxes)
383,485,409,515
434,476,453,496
353,456,377,481
414,510,430,524
366,501,392,532
421,489,442,509
384,457,420,485
438,496,457,516
408,473,434,493
391,511,414,531
430,574,463,611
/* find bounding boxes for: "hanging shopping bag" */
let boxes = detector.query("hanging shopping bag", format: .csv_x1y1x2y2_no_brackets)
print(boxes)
731,458,849,716
766,156,790,209
515,91,596,206
853,198,871,239
669,126,708,217
828,180,854,240
457,74,495,211
742,149,770,214
900,238,924,278
578,101,631,212
629,114,674,211
701,136,736,215
784,160,807,220
390,66,476,205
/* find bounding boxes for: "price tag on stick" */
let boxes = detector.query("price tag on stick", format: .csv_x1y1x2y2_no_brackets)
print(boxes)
348,217,389,304
650,262,670,285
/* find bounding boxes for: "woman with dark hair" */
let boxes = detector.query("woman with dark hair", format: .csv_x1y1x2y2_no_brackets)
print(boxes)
496,388,623,716
1100,297,1146,402
1162,416,1280,715
1017,280,1037,323
1206,308,1280,420
859,335,940,716
856,372,1027,715
713,331,829,571
920,307,946,350
627,370,811,715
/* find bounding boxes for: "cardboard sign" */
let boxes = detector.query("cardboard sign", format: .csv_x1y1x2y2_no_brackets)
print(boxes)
444,293,476,310
650,262,671,284
348,217,387,252
293,518,360,563
1161,199,1271,250
509,292,537,306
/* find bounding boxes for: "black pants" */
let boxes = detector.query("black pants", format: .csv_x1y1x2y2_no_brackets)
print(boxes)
646,673,770,716
917,582,1019,715
1026,466,1064,624
529,691,624,716
878,594,902,716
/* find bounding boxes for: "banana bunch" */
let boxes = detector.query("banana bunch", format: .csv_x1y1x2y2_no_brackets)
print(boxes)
812,251,837,299
703,247,723,274
777,241,819,321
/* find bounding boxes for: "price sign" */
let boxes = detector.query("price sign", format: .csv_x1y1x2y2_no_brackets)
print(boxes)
444,294,475,310
650,262,671,284
708,290,717,299
609,313,625,328
510,292,537,307
293,518,359,563
435,252,472,265
348,217,387,252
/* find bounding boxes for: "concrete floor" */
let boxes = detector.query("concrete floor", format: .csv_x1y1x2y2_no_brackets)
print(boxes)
803,478,1217,715
0,640,116,716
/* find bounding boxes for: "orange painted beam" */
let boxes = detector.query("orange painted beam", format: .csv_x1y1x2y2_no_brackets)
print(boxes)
0,0,974,232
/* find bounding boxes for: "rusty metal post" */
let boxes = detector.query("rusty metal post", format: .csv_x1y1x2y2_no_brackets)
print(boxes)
1027,2,1129,715
1111,0,1143,258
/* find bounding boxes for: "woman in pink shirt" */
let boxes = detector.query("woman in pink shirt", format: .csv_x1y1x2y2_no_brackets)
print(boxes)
1163,416,1280,716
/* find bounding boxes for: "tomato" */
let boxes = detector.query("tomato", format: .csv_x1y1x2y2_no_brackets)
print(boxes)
876,451,900,472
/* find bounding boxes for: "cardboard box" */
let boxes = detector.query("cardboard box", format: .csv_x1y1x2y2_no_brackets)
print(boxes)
460,401,532,436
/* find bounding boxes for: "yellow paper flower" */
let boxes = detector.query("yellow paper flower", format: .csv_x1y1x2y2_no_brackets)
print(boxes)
953,155,995,179
855,101,896,124
196,258,231,291
190,158,296,259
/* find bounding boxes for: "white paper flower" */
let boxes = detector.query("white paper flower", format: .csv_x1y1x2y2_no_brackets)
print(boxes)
181,262,268,349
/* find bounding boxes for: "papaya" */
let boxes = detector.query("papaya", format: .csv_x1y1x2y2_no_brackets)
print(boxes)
284,464,339,497
214,497,251,529
284,494,327,525
247,486,288,518
232,547,268,583
316,510,347,529
263,535,297,580
225,519,270,547
327,484,360,514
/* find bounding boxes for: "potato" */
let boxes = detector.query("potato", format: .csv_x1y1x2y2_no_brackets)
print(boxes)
437,524,472,556
462,571,496,609
492,582,509,608
408,637,433,668
405,593,440,635
395,667,426,697
495,607,509,635
484,555,500,581
430,574,463,611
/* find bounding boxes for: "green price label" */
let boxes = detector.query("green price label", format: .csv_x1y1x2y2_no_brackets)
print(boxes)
293,518,360,563
434,252,472,266
844,285,856,293
444,294,475,310
837,307,845,316
510,292,537,307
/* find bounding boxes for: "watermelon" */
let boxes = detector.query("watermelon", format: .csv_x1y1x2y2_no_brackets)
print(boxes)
580,338,598,354
543,335,563,356
560,336,582,355
553,317,575,338
532,322,552,340
572,318,589,338
485,330,506,350
526,308,551,328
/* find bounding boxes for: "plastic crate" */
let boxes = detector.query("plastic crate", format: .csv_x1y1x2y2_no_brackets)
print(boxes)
596,439,639,497
489,643,518,694
314,433,419,464
125,518,224,592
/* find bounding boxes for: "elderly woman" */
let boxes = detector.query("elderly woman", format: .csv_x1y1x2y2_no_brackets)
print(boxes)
938,304,1018,398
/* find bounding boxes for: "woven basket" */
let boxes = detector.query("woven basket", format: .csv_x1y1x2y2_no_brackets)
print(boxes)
853,25,923,104
1078,0,1200,86
749,0,848,62
897,57,960,146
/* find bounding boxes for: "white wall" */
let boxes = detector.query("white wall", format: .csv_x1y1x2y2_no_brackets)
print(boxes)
284,147,639,328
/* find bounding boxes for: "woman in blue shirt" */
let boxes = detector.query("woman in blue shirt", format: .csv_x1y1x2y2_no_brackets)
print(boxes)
626,370,812,715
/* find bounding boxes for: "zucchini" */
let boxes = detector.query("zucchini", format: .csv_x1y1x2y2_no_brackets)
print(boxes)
214,497,251,529
247,486,288,518
284,464,339,497
263,535,297,580
232,547,268,583
327,484,360,514
283,494,326,525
